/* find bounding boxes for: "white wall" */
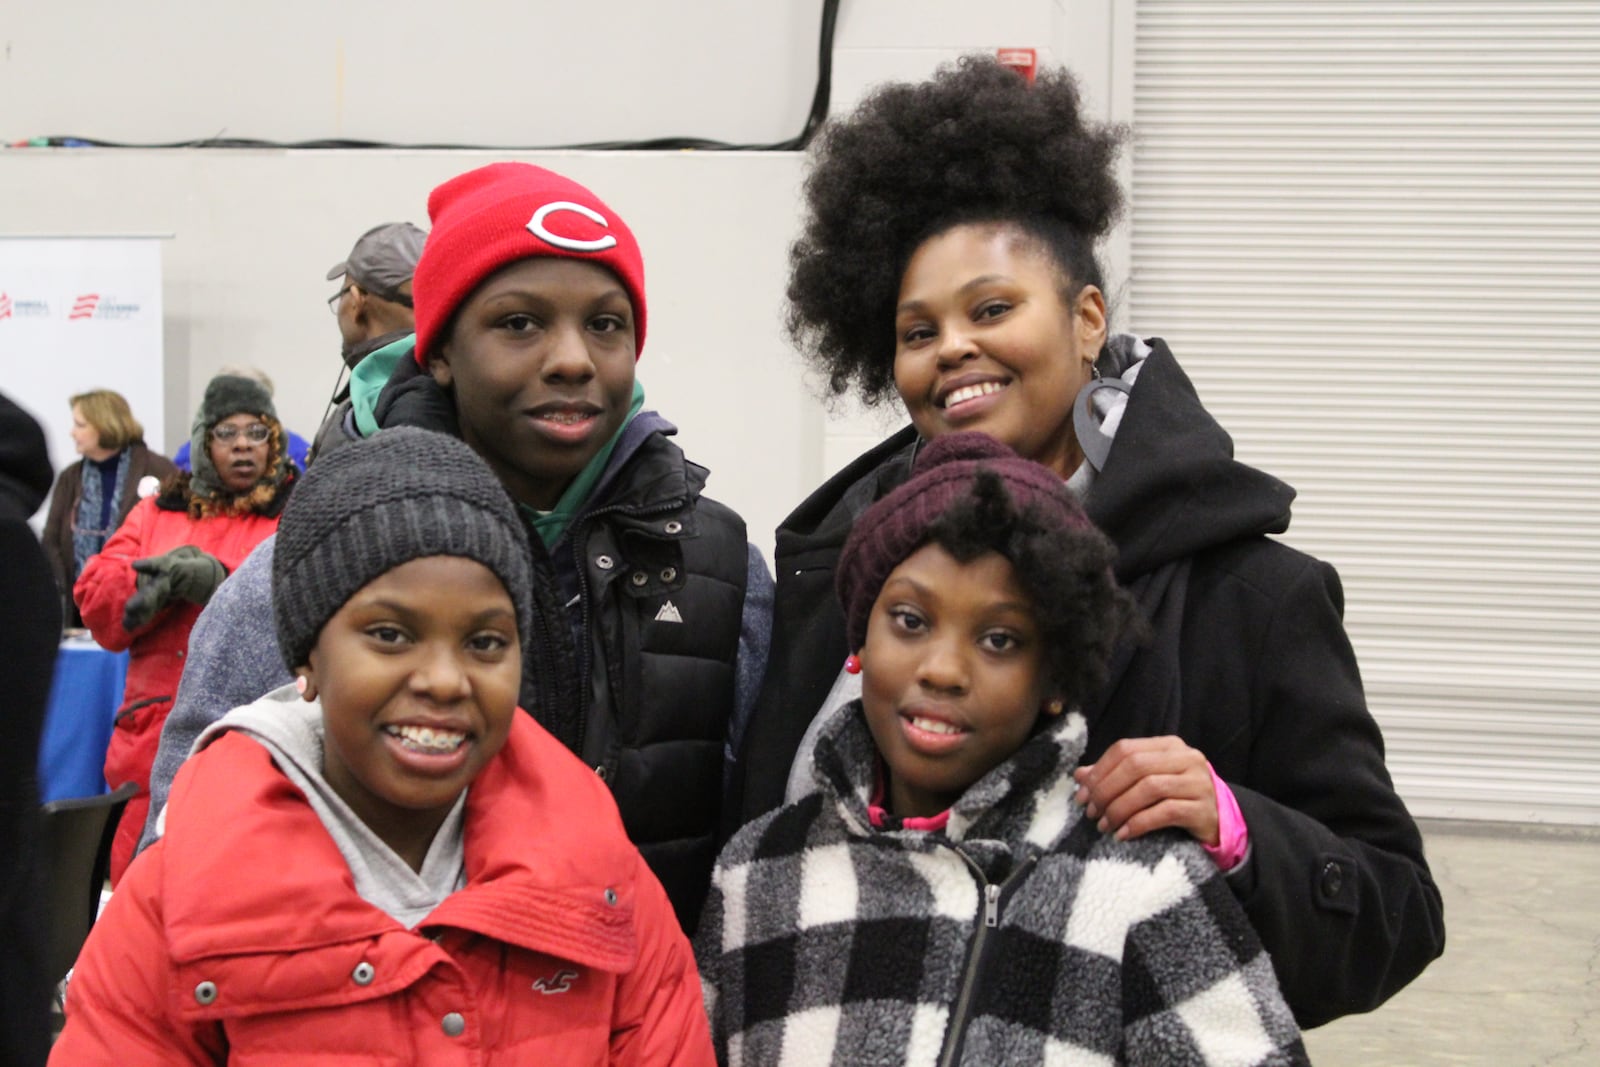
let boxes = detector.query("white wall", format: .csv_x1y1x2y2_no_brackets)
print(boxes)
0,0,1108,554
0,1,821,148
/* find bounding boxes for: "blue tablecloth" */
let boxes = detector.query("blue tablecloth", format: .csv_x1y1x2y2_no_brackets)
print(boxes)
37,636,128,804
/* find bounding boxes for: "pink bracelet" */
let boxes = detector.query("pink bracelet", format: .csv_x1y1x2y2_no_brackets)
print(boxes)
1202,762,1250,871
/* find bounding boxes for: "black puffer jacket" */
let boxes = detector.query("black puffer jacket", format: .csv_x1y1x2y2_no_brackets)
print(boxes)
373,358,750,933
732,337,1444,1027
559,427,748,934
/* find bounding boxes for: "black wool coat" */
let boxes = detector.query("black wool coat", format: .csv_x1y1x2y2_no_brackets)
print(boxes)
731,338,1445,1027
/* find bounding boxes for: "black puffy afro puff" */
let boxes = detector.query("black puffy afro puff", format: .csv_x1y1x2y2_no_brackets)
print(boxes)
787,56,1127,405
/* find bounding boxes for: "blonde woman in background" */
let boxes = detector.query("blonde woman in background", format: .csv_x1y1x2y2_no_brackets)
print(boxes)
42,389,177,627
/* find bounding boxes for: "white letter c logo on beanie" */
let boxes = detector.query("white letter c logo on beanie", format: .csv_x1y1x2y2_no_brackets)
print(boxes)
527,201,618,252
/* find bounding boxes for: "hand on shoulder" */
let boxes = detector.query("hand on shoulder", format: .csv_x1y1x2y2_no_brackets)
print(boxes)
1072,735,1219,846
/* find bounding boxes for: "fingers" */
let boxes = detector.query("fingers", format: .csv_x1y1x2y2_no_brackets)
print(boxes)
122,567,178,629
121,589,158,631
1116,797,1219,843
1094,771,1215,842
1072,736,1219,845
1073,737,1197,812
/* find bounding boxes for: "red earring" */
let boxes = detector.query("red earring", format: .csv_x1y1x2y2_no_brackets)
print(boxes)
844,654,862,675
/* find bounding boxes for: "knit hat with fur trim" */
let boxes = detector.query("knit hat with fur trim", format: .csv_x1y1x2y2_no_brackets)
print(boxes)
188,374,284,500
411,162,646,366
272,426,533,672
837,431,1096,651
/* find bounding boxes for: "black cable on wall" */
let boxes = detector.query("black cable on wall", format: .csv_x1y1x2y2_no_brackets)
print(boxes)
20,1,841,153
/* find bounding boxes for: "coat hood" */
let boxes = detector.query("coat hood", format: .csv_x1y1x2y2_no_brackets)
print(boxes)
1085,337,1295,581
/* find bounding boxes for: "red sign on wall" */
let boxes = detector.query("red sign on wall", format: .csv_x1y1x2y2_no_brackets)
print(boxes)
996,48,1037,84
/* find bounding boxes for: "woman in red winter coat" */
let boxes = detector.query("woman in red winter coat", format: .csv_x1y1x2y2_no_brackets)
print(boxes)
75,373,294,883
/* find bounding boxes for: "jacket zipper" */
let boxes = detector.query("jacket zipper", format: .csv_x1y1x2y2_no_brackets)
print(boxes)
936,852,1038,1067
570,496,687,771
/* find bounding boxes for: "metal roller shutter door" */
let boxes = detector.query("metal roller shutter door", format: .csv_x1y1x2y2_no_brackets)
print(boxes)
1129,1,1600,823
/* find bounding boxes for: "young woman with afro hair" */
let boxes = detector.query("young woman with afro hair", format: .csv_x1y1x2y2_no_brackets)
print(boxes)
728,56,1444,1029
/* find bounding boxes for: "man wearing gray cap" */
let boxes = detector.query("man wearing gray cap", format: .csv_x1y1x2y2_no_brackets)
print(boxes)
311,221,426,464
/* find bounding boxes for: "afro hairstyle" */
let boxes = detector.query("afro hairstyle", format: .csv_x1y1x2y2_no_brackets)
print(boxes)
786,55,1126,406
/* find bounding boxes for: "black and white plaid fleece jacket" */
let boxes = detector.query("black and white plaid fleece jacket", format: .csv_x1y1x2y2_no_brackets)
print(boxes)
695,704,1308,1066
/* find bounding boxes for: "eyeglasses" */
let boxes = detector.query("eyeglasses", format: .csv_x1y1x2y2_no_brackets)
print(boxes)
211,423,271,444
327,285,353,315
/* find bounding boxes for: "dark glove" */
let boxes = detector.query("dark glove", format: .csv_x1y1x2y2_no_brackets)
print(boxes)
123,546,228,630
122,563,176,631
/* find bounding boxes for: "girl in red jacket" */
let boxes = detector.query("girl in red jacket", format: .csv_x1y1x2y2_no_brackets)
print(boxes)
75,373,294,884
54,427,712,1066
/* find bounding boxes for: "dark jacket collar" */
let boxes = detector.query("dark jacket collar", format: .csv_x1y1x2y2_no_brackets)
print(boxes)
372,353,459,437
773,424,920,566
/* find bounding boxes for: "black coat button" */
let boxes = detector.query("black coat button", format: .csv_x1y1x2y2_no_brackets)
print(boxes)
1319,860,1344,898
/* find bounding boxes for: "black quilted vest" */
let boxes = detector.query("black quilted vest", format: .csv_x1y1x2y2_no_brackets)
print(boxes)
534,433,747,935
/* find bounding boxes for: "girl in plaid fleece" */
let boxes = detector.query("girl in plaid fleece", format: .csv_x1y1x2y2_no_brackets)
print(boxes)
696,432,1307,1066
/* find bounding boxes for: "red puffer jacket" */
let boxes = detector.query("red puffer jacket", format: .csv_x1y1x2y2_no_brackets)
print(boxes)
75,492,283,883
53,711,714,1065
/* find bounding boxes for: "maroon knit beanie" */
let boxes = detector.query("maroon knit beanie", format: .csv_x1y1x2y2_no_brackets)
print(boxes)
837,432,1095,651
411,162,647,366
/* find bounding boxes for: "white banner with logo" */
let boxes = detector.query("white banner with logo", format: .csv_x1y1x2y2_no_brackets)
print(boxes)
0,237,165,514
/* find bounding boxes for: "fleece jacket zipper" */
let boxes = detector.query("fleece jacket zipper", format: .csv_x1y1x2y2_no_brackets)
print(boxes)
936,851,1038,1067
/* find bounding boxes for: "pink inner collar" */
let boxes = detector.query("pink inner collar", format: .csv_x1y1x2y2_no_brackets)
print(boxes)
867,759,952,832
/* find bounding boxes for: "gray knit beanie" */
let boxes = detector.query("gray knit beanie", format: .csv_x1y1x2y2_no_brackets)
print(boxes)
272,426,533,671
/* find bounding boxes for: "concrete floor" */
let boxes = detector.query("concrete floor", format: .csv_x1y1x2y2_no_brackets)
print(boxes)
1303,819,1600,1066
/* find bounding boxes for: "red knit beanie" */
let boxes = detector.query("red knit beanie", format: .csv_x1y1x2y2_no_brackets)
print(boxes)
837,432,1095,651
411,162,647,366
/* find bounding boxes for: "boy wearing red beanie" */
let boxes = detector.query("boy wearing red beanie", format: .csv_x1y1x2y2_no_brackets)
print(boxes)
144,163,771,935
